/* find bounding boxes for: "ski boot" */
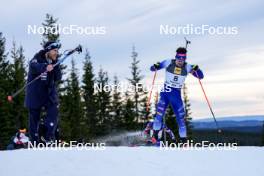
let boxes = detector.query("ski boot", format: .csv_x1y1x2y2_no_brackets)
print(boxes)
151,130,161,146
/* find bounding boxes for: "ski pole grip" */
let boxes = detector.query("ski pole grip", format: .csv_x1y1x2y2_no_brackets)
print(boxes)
75,45,82,53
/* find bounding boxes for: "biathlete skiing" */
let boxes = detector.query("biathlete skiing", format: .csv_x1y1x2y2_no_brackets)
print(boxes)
149,47,204,145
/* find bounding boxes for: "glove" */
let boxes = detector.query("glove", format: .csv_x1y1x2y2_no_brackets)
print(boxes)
153,62,160,70
192,65,199,71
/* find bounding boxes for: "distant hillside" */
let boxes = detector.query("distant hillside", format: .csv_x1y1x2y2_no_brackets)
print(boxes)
192,115,264,133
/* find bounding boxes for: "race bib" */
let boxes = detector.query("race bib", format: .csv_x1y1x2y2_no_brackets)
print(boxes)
165,71,186,88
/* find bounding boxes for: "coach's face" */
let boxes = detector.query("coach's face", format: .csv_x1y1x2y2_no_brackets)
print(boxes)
47,48,59,61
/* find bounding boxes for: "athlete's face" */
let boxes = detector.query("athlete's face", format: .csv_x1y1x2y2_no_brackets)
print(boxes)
175,59,185,67
175,53,186,67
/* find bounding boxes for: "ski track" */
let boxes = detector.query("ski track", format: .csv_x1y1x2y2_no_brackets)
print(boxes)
0,147,264,176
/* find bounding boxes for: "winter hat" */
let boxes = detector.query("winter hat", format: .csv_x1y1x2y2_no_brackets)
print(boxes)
44,41,61,53
175,47,187,61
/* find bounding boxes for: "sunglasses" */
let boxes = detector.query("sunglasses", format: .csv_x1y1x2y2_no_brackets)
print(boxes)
175,54,186,61
45,42,61,51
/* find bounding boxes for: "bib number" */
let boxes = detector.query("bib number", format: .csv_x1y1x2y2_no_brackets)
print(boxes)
165,72,186,88
173,76,178,82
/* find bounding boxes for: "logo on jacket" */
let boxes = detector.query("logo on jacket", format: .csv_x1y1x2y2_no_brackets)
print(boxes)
174,67,182,74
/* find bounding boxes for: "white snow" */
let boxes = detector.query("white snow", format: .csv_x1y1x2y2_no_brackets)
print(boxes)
0,147,264,176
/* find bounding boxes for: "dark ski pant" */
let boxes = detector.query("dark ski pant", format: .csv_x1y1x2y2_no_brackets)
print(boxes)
29,104,58,142
153,88,187,138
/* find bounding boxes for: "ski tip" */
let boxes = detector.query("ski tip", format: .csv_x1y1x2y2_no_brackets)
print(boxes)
7,95,13,102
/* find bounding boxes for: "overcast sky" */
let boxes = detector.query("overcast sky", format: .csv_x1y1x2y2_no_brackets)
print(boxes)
1,0,263,119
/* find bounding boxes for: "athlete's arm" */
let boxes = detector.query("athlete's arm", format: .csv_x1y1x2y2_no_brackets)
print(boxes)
187,64,204,79
150,59,171,71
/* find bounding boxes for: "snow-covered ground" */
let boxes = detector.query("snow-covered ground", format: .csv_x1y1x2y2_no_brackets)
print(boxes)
1,147,263,176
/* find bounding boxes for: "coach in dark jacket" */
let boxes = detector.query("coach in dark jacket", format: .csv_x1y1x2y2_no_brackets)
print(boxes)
25,41,62,143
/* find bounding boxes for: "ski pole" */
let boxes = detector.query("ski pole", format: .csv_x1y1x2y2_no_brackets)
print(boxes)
195,71,221,133
146,70,157,113
7,45,82,102
162,112,167,143
184,37,191,49
142,71,157,135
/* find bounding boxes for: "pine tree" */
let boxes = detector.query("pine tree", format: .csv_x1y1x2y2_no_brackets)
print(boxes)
41,13,60,46
127,45,144,123
95,68,111,135
61,59,83,141
9,41,27,130
0,32,13,149
82,49,97,139
146,91,158,122
122,92,136,130
59,87,72,141
111,75,123,130
140,93,151,127
182,83,193,139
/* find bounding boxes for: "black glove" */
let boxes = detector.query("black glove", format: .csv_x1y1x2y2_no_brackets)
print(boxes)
192,65,199,71
153,62,160,69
